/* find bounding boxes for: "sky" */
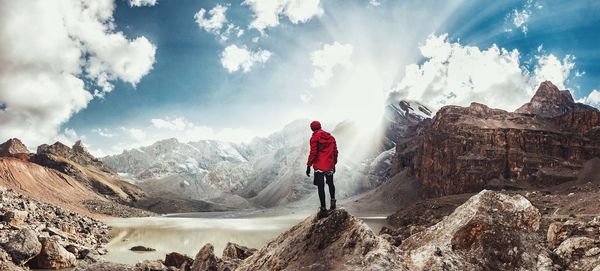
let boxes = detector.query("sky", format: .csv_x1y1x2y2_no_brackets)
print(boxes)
1,0,599,156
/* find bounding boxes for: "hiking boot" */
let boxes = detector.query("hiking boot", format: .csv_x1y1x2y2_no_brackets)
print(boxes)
330,199,336,210
317,207,327,219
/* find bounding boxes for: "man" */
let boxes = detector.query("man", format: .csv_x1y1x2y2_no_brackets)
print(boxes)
306,120,338,214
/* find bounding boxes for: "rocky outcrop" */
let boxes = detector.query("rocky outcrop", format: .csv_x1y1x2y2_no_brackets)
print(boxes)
0,139,29,159
1,228,41,265
237,208,404,271
164,252,193,270
399,190,546,270
222,242,256,261
397,81,600,198
190,244,241,271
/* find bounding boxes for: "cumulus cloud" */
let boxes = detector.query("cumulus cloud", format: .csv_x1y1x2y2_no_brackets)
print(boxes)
310,42,354,87
220,45,271,73
581,90,600,108
369,0,382,7
0,0,156,147
91,128,115,138
243,0,323,32
392,34,576,111
129,0,157,7
121,127,147,141
194,4,228,34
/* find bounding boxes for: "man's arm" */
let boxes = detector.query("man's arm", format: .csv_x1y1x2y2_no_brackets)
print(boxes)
306,135,318,176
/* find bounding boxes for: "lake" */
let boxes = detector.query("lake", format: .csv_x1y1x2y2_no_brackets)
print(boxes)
102,210,389,265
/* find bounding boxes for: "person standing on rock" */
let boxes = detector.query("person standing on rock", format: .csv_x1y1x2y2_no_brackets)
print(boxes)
306,120,338,214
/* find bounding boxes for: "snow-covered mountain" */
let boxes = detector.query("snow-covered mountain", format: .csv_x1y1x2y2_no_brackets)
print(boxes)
103,102,434,209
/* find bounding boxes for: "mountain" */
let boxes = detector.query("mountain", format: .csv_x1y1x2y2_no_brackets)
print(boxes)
392,81,600,198
102,114,431,209
516,81,597,117
0,139,152,217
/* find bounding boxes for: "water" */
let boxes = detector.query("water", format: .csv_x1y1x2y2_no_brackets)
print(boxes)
102,212,389,265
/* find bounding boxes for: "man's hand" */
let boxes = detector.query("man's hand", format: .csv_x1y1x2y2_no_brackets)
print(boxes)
306,166,311,177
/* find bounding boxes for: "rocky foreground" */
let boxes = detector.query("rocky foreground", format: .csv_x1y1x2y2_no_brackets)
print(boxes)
0,187,111,270
30,189,594,271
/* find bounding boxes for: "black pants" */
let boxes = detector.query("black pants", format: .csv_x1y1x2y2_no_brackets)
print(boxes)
314,172,335,208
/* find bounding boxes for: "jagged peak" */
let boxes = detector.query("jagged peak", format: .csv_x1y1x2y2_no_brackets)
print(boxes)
0,138,30,156
516,81,596,117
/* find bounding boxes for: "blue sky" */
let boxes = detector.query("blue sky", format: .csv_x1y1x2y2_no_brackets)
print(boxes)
1,0,599,155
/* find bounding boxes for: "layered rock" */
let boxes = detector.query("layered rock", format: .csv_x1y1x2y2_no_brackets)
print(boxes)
398,81,600,198
547,218,600,270
237,208,404,271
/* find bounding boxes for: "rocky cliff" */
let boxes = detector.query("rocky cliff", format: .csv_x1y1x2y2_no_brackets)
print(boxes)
395,81,600,198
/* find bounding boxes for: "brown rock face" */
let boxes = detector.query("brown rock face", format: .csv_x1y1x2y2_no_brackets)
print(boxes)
399,82,600,198
222,242,256,261
1,228,41,265
164,252,193,271
0,138,29,159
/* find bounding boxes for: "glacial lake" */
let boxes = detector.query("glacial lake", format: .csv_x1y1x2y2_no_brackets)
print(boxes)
102,210,389,265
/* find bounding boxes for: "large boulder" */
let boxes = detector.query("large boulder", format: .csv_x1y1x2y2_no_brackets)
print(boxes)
1,228,41,265
400,190,546,271
2,210,28,226
164,252,193,271
237,208,404,271
30,236,77,269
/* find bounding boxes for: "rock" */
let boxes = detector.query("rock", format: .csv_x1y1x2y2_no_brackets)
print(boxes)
190,244,239,271
0,138,29,158
237,208,404,271
400,190,544,271
222,242,256,260
130,246,156,252
164,252,193,271
516,81,596,117
554,236,600,271
30,236,77,269
135,260,167,271
1,228,41,265
2,210,28,226
398,81,600,198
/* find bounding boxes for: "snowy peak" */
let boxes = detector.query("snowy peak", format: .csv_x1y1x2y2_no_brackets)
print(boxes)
395,100,433,119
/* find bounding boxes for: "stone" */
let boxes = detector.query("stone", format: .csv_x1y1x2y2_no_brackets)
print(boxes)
164,252,193,270
130,246,156,252
222,242,256,260
2,210,28,226
1,228,41,265
30,236,77,269
190,244,221,271
135,260,167,271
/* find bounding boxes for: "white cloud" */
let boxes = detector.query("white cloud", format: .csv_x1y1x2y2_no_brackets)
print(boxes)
129,0,157,7
310,42,354,87
243,0,323,32
91,128,115,138
369,0,382,7
532,54,575,90
151,117,190,131
220,45,271,73
0,0,156,147
392,34,576,111
581,90,600,108
505,0,542,35
194,4,228,34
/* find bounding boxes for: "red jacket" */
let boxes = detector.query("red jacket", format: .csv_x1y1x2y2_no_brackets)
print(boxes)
307,129,338,171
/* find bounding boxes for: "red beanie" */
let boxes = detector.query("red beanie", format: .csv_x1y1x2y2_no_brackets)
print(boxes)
310,121,321,131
